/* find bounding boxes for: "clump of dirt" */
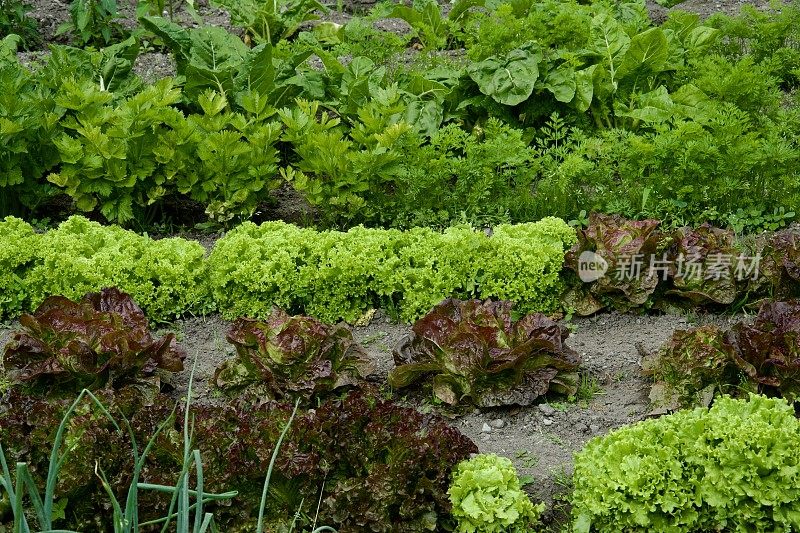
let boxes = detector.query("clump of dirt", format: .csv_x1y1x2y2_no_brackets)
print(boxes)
132,52,176,83
160,314,233,404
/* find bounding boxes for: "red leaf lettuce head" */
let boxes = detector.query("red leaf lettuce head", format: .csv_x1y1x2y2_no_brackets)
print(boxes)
2,287,185,401
563,213,663,315
727,300,800,400
665,224,738,305
389,298,580,406
214,307,374,402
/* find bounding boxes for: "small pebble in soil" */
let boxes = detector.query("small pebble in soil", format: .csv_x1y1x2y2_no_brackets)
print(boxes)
538,403,557,417
489,418,505,429
481,423,492,433
575,422,589,433
542,418,554,426
589,423,601,432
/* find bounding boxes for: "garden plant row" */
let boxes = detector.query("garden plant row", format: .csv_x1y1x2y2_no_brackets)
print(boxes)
1,0,800,231
5,212,800,325
4,287,800,531
0,214,576,322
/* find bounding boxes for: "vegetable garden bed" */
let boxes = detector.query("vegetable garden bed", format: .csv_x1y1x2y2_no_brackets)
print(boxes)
2,0,800,529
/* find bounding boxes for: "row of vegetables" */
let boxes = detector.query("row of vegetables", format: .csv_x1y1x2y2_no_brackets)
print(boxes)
4,212,800,324
4,283,800,530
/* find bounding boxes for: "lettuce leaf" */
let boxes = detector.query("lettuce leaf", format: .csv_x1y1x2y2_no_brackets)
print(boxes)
3,287,185,402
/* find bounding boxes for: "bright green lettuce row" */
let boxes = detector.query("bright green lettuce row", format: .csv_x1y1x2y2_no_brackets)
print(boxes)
4,216,211,321
209,217,576,323
572,394,800,532
0,216,38,318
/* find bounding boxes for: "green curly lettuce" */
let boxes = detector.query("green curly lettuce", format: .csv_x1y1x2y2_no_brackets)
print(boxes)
208,218,576,323
6,216,211,321
572,394,800,532
0,216,37,319
449,454,544,533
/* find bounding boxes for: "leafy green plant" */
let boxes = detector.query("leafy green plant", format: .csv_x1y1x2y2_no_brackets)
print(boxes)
389,298,581,406
57,0,125,46
46,78,184,223
707,2,800,88
211,0,326,45
0,216,211,321
162,90,283,223
279,97,414,227
214,308,373,401
571,394,800,532
208,217,576,323
0,0,39,50
140,16,311,107
390,0,484,50
0,216,38,318
449,454,544,532
0,37,62,218
3,288,185,401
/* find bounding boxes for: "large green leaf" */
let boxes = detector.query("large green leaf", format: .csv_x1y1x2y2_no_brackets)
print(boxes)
99,36,139,92
590,12,630,72
617,85,674,124
184,26,248,100
467,43,542,106
573,65,597,112
447,0,484,22
617,27,668,80
543,64,576,103
234,43,275,97
685,25,719,51
140,16,193,72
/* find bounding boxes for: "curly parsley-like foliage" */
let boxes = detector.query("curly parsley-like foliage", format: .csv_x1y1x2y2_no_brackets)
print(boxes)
572,394,800,532
0,216,211,321
449,454,544,533
209,217,576,323
389,298,580,406
214,308,373,402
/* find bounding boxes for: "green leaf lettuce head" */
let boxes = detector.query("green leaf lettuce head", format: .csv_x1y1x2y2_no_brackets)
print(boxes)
1,215,212,322
572,394,800,532
449,453,544,533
